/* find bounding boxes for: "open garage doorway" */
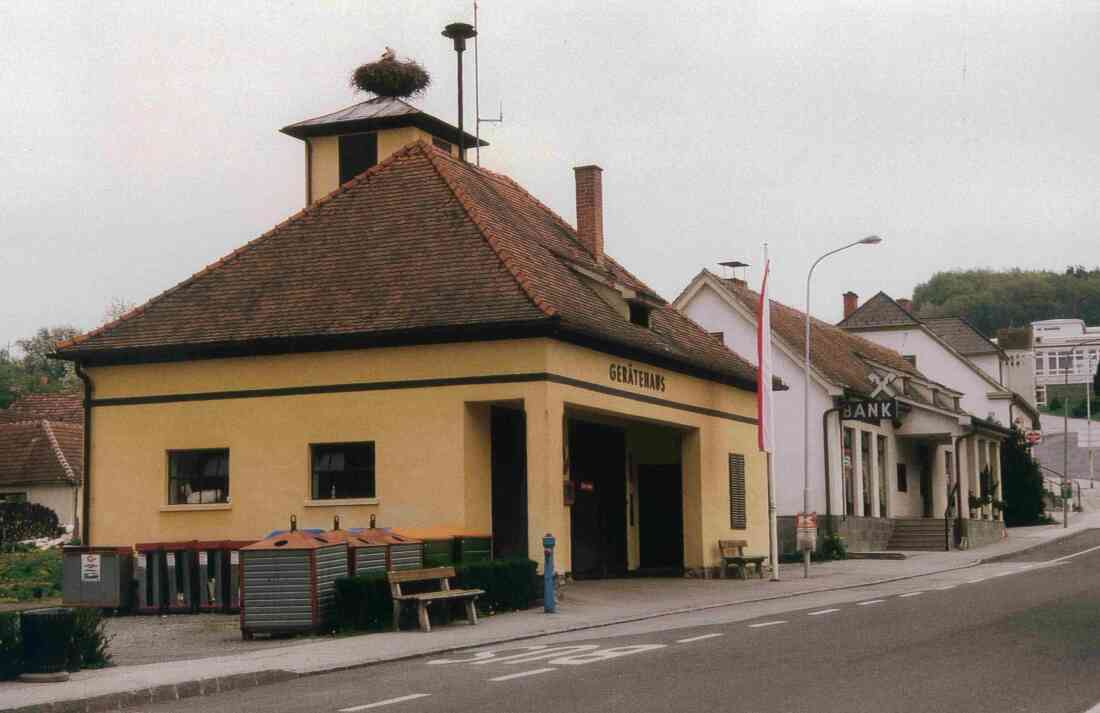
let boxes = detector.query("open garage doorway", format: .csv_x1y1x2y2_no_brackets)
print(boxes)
567,412,685,579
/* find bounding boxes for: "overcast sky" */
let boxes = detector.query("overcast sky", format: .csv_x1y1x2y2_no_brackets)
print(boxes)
2,1,1098,350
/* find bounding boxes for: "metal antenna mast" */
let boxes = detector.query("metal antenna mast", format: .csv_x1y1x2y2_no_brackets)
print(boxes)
473,2,502,166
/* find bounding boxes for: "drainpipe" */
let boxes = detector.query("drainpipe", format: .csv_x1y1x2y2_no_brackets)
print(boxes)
952,425,977,550
822,405,841,533
75,363,93,545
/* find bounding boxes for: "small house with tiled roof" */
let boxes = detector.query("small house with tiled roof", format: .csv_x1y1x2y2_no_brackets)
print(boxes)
0,420,83,528
0,391,84,425
54,103,766,577
675,270,1012,553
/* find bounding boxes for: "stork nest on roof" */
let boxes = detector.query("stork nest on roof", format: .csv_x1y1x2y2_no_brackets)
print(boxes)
350,58,431,98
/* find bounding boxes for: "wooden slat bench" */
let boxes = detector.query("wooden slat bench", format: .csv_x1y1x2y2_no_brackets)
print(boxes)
718,539,767,580
388,566,484,633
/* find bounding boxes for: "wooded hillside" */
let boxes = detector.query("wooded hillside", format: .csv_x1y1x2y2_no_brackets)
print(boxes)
912,267,1100,337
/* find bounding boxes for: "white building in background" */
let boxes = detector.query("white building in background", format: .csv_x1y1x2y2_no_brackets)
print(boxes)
1029,318,1100,408
675,270,1010,553
837,292,1039,432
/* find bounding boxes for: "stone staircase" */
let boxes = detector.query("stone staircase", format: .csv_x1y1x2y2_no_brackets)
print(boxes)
886,518,949,551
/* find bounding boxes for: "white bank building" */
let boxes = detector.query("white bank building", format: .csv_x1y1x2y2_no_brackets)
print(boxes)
675,271,1009,553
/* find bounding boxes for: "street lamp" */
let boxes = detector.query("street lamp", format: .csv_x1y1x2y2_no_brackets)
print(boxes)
802,235,882,577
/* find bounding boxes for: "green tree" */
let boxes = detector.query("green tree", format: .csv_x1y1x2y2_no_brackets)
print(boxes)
15,326,81,390
1001,427,1046,526
913,267,1100,335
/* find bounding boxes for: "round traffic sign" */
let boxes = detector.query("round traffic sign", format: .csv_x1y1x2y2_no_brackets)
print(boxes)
1025,430,1042,446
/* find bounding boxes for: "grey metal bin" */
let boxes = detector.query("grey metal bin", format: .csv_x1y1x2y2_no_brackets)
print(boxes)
62,546,134,609
135,542,165,614
163,542,197,613
239,527,347,639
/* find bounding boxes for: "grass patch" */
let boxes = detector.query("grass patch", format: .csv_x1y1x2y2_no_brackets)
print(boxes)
0,548,62,602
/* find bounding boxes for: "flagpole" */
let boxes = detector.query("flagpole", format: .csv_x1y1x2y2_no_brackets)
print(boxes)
761,244,780,581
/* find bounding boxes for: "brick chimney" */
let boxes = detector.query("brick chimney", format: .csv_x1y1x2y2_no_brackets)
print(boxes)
574,165,604,264
843,291,859,319
897,298,913,313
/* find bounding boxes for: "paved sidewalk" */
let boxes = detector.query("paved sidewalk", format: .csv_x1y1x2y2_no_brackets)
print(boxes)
6,513,1100,713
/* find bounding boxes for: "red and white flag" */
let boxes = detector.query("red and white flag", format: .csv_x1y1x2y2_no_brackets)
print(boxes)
757,259,774,454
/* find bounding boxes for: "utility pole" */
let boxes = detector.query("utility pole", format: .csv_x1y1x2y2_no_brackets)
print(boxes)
1064,348,1070,528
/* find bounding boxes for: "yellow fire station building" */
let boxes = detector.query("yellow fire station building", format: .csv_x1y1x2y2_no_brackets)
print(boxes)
57,97,766,577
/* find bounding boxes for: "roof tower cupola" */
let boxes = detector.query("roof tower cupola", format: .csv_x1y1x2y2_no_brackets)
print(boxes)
281,49,487,205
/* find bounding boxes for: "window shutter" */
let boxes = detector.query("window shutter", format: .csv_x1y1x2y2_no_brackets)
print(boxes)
729,453,747,529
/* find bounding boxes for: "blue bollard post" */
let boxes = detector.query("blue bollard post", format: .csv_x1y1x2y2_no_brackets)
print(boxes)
543,533,556,613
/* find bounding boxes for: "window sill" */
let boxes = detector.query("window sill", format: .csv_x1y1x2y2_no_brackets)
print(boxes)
304,498,379,507
159,503,232,512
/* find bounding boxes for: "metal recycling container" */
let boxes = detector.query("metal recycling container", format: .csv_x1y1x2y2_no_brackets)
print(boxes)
455,535,493,563
322,528,363,576
134,543,166,614
224,540,253,612
394,527,491,566
162,541,198,613
352,529,423,575
239,530,348,638
62,546,134,610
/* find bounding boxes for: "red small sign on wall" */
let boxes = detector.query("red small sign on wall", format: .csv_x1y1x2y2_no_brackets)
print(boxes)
578,481,595,493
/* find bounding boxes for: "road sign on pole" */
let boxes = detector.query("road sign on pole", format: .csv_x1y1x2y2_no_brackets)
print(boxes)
796,512,817,553
1025,430,1043,446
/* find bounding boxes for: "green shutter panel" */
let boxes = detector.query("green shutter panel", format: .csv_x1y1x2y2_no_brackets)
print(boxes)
729,453,747,529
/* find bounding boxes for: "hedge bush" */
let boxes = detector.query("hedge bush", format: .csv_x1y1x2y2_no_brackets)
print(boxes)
334,574,393,632
333,559,539,632
0,613,20,680
0,502,63,547
0,607,112,679
454,559,538,614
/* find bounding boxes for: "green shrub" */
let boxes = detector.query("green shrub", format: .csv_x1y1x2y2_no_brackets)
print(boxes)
0,503,63,547
455,559,537,613
334,574,393,632
820,533,848,561
0,612,20,680
0,548,63,601
67,608,112,671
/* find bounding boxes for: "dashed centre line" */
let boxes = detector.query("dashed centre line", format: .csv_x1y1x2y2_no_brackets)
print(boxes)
677,633,723,643
489,668,556,682
807,608,840,616
749,620,788,628
339,694,431,711
857,599,885,606
899,591,924,598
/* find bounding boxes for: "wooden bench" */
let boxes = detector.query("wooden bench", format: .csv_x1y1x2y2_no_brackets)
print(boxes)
719,539,767,580
387,566,484,633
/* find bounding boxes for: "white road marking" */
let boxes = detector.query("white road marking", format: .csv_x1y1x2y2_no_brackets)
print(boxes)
677,633,723,643
937,584,957,590
339,694,431,711
489,668,556,682
898,591,923,598
807,608,840,616
1050,543,1100,563
965,578,985,584
1080,695,1100,712
857,599,885,606
469,645,598,665
748,620,787,628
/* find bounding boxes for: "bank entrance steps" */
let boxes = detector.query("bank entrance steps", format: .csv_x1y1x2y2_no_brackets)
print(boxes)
886,518,950,551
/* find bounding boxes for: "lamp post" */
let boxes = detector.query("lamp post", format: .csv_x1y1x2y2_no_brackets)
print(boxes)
803,235,882,578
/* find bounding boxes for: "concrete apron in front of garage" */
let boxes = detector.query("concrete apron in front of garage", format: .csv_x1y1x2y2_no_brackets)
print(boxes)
6,516,1100,713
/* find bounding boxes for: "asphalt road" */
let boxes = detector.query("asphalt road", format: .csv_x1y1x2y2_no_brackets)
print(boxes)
136,537,1100,713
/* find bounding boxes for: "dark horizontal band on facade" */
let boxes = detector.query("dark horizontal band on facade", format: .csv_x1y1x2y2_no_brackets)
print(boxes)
90,371,757,425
